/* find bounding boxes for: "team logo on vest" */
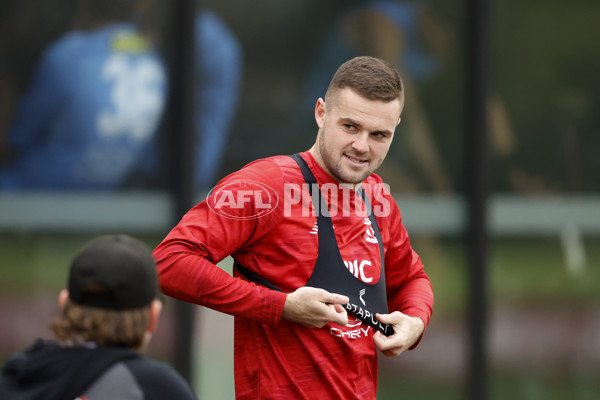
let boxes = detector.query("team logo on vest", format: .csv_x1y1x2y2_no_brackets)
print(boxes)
207,180,279,220
363,217,378,244
346,316,363,328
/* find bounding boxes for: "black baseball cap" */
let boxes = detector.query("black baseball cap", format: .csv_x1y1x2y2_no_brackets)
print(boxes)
68,234,159,310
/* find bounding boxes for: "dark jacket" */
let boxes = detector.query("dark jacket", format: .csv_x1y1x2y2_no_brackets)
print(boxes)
0,339,197,400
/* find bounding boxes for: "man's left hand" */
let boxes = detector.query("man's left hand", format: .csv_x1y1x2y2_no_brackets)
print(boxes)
373,311,425,357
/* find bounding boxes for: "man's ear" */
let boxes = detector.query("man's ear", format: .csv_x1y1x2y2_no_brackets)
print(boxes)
315,97,326,129
58,289,69,311
148,299,163,333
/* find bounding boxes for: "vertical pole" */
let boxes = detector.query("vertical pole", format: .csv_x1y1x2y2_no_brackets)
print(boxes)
169,0,197,383
465,0,491,399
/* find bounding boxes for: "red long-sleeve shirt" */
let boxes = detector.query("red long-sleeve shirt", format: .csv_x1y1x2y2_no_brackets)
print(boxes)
154,151,433,399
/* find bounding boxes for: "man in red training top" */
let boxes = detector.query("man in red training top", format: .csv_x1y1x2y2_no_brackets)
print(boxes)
154,56,434,399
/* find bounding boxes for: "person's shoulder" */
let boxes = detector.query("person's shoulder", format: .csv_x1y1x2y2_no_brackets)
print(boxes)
366,172,385,185
247,154,309,185
47,29,98,54
34,32,84,69
229,155,294,183
365,172,391,196
123,357,197,399
196,9,241,53
244,154,295,168
38,28,106,69
1,339,58,370
196,9,229,31
123,356,183,378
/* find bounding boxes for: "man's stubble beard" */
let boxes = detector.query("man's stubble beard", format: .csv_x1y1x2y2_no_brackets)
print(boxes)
317,130,372,185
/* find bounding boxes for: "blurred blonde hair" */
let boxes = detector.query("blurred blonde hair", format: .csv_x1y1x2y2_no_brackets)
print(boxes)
50,299,150,349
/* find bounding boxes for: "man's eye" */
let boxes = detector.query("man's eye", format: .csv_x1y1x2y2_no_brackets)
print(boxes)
344,124,357,131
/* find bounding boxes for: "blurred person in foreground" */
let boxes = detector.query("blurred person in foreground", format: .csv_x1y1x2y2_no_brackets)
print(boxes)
0,234,197,400
154,56,433,399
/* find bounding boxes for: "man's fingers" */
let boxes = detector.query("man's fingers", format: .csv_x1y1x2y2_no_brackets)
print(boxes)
321,291,349,305
373,329,404,356
282,287,351,328
319,290,348,326
373,312,425,357
333,303,346,314
376,311,407,324
328,304,348,326
375,313,393,324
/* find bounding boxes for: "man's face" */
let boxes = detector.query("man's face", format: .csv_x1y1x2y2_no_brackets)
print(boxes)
313,88,403,184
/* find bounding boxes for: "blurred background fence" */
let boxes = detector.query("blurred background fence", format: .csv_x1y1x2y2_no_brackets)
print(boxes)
1,0,599,399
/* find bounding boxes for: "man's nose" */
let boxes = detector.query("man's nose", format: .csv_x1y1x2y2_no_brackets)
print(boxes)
351,132,369,153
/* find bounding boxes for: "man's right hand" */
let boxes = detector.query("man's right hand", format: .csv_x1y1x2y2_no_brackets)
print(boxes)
281,287,349,328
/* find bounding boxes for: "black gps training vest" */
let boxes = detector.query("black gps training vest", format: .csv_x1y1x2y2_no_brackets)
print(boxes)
235,153,393,336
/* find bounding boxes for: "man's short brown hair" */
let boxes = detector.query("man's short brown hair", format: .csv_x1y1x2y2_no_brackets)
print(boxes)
324,56,403,104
